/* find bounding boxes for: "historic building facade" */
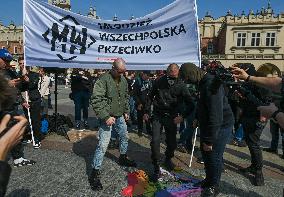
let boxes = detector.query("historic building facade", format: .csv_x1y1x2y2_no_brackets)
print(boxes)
199,2,284,76
0,22,23,59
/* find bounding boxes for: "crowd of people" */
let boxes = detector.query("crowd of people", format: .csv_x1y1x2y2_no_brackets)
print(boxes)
1,48,284,196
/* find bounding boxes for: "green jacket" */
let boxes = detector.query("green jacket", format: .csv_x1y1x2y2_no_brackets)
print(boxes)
91,72,130,121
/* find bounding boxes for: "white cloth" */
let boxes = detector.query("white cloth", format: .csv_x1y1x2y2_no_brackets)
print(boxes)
38,75,50,97
24,0,201,70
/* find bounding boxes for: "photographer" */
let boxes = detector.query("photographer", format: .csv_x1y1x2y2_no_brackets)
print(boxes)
232,67,284,129
0,49,36,167
233,64,270,186
0,73,28,196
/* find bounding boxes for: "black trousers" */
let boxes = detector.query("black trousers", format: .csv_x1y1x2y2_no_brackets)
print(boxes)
137,108,151,134
151,113,177,164
242,117,266,170
24,99,42,142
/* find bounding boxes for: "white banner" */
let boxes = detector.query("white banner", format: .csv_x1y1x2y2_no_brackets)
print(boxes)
24,0,200,70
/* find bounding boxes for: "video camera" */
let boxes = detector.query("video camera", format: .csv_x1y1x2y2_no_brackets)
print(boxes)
207,61,270,107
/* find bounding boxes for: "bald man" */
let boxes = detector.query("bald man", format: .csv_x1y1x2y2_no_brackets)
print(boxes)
143,63,194,182
89,58,137,191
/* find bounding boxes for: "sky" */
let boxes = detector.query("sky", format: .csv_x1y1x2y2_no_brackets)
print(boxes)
1,0,284,26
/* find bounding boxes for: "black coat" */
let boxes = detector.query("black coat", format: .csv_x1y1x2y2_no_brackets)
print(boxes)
145,75,194,117
197,73,234,144
133,77,152,106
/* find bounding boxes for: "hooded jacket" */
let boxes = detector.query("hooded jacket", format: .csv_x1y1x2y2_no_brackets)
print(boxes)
180,63,234,144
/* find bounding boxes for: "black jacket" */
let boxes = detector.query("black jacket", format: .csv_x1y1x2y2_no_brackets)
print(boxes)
133,77,152,106
0,161,11,196
25,72,41,102
198,73,234,144
239,82,271,119
145,75,194,117
71,73,93,93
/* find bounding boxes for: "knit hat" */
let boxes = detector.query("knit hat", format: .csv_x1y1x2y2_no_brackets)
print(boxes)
179,63,206,84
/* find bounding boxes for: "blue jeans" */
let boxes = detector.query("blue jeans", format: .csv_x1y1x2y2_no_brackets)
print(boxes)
73,91,90,121
234,124,244,142
178,107,196,149
129,96,137,122
201,126,233,187
92,116,128,169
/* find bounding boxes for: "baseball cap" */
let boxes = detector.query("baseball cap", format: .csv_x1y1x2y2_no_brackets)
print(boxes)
0,49,13,62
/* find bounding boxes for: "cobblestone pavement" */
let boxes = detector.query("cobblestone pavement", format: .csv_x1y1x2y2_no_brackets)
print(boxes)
6,129,284,197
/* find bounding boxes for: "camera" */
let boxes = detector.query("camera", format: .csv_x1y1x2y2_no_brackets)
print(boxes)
0,111,19,138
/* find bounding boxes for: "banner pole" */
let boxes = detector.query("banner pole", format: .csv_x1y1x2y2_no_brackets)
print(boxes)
23,0,36,146
189,127,198,168
194,0,202,68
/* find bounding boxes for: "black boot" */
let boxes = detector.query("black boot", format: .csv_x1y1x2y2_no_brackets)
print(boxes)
254,169,264,186
164,158,176,171
118,154,137,167
193,179,209,188
239,165,256,174
138,130,143,137
152,163,160,182
201,186,219,197
89,169,103,191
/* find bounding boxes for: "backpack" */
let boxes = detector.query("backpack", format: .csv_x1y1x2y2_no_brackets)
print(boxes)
47,114,73,140
40,118,49,135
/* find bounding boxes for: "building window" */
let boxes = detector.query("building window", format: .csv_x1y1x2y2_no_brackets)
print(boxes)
237,33,246,46
207,42,214,54
266,32,276,46
251,33,260,46
14,46,18,54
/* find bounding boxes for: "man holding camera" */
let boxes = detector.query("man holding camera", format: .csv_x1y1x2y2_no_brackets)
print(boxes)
0,49,36,167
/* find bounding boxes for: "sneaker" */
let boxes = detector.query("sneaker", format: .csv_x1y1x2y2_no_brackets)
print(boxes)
254,170,264,186
33,142,41,149
75,121,80,130
263,147,278,154
196,157,204,164
22,139,32,144
14,158,36,167
164,158,176,171
89,169,103,191
83,120,89,130
118,154,137,167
